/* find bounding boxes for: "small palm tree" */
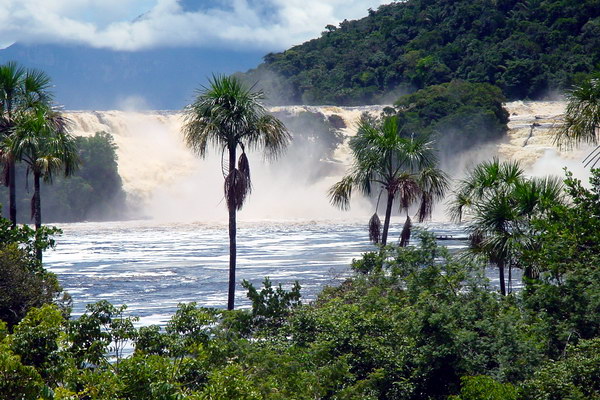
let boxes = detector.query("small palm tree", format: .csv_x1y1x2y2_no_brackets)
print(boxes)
554,76,600,167
449,159,564,295
329,115,448,246
182,76,290,310
0,62,53,227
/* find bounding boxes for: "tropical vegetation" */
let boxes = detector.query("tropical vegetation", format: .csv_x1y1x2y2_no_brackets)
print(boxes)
392,80,509,156
0,131,127,223
9,105,79,231
0,214,66,329
329,115,448,246
0,62,55,227
270,109,345,182
182,75,291,310
0,166,598,398
239,0,600,105
555,73,600,167
449,158,564,295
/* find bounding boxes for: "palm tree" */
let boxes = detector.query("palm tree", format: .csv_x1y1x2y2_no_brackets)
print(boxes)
0,62,53,227
329,115,448,246
182,76,290,310
449,159,564,295
11,106,78,229
554,75,600,167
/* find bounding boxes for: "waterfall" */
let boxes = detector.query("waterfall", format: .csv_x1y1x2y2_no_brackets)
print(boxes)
64,101,589,222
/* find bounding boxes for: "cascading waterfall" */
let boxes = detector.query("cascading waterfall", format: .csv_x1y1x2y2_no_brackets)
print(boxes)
64,101,589,222
49,101,588,315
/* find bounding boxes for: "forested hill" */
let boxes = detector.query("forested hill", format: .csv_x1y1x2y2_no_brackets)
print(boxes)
238,0,600,105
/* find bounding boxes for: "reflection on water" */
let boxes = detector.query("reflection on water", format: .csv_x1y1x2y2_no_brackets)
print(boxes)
45,219,479,325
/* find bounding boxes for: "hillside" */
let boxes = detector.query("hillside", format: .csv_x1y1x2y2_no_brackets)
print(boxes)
239,0,600,105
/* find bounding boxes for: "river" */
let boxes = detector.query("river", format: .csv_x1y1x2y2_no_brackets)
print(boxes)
44,219,469,325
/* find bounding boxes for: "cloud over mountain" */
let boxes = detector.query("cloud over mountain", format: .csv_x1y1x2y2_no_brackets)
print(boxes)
0,0,389,51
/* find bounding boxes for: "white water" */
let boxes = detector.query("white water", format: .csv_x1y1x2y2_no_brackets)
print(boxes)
45,219,469,320
49,101,586,318
65,101,589,222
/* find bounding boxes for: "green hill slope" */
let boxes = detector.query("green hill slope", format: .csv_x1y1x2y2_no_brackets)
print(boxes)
239,0,600,105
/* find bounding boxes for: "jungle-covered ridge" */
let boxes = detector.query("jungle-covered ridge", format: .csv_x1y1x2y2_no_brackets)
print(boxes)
239,0,600,105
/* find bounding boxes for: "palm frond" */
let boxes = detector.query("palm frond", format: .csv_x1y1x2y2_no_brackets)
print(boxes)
251,115,290,159
394,174,419,212
554,77,600,149
328,176,354,210
237,152,252,195
368,213,382,244
224,168,249,211
447,191,471,223
473,190,515,233
399,216,412,247
183,75,290,163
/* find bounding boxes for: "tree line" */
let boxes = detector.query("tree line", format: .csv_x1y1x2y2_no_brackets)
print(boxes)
0,62,598,398
239,0,600,105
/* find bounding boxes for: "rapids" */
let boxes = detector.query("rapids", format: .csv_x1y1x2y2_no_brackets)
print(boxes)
64,100,587,220
49,101,583,319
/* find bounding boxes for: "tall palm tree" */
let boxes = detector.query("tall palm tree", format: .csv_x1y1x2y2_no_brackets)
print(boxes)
554,75,600,167
10,106,78,230
449,159,564,295
0,62,53,227
182,76,290,310
329,115,448,246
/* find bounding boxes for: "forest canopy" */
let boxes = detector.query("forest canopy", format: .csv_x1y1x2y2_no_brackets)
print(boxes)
239,0,600,105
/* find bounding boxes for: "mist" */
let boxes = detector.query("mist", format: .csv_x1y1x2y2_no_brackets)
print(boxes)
59,99,593,225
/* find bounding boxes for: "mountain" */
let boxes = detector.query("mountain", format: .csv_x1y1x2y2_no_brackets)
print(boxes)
0,43,264,110
238,0,600,105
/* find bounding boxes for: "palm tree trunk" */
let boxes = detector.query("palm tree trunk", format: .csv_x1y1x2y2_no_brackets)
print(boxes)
227,145,237,311
33,171,42,261
508,263,512,294
8,159,16,228
498,259,506,296
381,191,394,246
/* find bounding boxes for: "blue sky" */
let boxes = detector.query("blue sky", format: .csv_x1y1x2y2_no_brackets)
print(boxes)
0,0,390,51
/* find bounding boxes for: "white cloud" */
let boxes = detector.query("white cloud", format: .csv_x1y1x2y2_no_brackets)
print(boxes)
0,0,390,51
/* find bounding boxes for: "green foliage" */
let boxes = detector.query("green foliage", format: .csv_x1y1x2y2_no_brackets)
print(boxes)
11,304,67,385
0,217,66,328
270,110,344,182
118,355,182,400
450,375,518,400
241,278,301,332
394,80,509,154
0,131,126,223
0,341,44,400
520,169,600,357
521,338,600,400
285,232,544,399
199,364,262,400
68,301,138,369
239,0,600,104
40,131,126,222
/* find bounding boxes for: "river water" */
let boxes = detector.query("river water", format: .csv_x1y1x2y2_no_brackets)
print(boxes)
44,219,469,325
46,101,567,325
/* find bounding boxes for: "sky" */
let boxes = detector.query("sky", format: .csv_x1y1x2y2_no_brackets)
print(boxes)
0,0,390,51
